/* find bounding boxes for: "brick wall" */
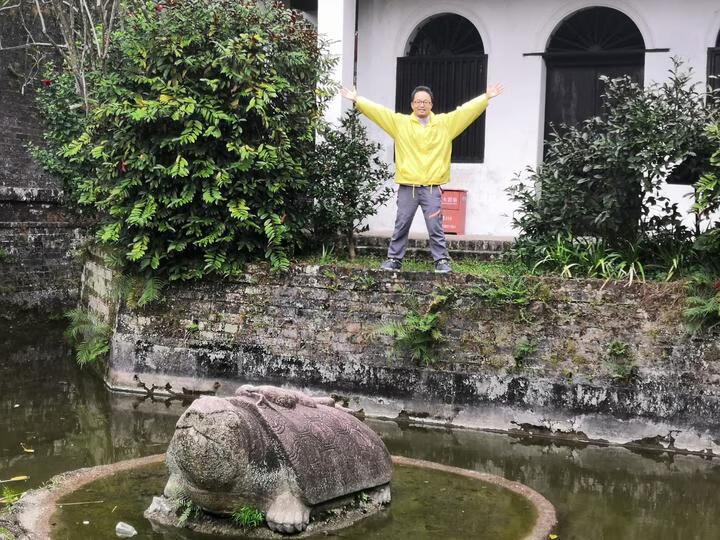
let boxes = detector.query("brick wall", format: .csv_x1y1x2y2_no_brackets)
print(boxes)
0,14,86,311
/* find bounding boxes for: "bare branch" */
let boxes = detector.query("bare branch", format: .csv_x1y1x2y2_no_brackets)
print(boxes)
0,3,21,11
80,0,101,59
33,0,46,33
0,41,60,50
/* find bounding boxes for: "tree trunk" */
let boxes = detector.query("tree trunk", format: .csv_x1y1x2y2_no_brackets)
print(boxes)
347,230,356,260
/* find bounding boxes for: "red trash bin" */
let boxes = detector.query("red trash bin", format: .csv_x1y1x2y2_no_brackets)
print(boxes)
441,189,467,235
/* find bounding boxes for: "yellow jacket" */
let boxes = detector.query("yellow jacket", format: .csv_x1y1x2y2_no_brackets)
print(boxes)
356,95,488,186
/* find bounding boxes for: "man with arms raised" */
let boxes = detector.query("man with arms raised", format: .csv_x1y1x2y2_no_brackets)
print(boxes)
341,83,503,273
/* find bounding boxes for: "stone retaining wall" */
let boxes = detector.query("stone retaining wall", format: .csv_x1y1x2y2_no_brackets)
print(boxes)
82,259,720,454
0,25,86,311
0,187,86,310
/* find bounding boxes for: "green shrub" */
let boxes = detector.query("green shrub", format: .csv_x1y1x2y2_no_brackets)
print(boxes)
29,65,91,205
310,109,394,258
508,60,713,271
61,0,336,280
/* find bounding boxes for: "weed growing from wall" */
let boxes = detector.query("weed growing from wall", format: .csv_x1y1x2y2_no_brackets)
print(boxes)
468,275,539,306
378,288,458,366
513,338,537,369
63,308,111,366
683,271,720,332
605,339,638,381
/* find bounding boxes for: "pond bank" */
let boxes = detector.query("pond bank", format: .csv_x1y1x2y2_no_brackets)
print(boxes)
81,257,720,455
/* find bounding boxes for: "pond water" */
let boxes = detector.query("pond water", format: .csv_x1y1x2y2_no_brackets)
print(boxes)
52,463,536,540
2,316,720,539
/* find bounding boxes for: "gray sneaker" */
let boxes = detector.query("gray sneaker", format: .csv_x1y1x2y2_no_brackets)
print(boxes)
434,258,452,274
380,258,402,271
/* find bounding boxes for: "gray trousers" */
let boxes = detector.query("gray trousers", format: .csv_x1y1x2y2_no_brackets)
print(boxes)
387,185,449,262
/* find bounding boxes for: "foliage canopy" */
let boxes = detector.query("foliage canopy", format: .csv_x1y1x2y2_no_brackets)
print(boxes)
61,0,335,279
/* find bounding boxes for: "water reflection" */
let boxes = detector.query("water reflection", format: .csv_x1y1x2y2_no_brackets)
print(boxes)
370,420,720,539
2,316,720,539
0,317,183,491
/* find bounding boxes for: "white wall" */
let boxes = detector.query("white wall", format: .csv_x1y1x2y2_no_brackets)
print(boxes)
350,0,720,238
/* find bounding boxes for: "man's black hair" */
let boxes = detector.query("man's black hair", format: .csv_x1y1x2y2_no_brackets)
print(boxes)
411,86,433,101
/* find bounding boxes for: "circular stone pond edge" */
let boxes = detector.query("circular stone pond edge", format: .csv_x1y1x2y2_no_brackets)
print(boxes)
392,456,557,540
1,454,556,540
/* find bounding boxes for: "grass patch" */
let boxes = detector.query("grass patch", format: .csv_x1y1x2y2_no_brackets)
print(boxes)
298,254,526,279
232,506,265,529
0,526,17,540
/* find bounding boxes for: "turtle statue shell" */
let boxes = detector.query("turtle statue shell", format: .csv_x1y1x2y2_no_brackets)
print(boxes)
163,385,393,534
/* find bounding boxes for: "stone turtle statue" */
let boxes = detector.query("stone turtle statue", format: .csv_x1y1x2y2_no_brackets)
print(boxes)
163,385,393,534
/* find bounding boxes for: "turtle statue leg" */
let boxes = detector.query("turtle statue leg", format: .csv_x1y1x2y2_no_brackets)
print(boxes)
266,491,311,533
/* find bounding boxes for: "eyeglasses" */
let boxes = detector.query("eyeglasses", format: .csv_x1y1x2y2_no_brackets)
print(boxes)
413,100,432,105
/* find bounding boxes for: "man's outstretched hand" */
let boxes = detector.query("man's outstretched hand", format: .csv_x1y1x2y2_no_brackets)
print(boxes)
486,84,504,99
340,86,358,103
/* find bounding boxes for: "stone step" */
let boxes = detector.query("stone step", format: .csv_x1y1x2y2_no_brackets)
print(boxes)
355,233,513,260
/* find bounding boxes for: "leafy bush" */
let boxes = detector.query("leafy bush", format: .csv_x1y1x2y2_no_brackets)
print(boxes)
29,65,92,204
61,0,335,280
310,109,394,258
508,61,714,266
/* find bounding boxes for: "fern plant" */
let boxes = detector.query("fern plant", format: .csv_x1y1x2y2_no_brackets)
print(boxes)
111,273,164,307
63,308,111,366
378,289,457,365
683,270,720,332
605,339,638,381
175,495,203,526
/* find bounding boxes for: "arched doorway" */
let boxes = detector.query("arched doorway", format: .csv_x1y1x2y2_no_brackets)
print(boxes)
543,7,645,142
708,30,720,92
396,14,487,162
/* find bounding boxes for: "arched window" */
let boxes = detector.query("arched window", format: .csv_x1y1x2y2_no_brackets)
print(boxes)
544,7,645,142
708,30,720,92
396,14,487,162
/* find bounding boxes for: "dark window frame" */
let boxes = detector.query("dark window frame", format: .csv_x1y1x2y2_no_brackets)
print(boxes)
543,7,646,146
397,14,487,164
